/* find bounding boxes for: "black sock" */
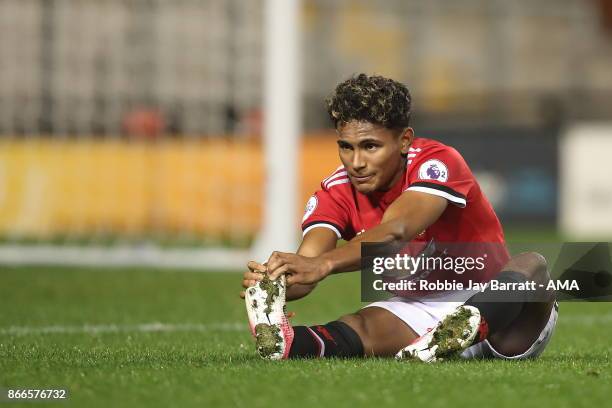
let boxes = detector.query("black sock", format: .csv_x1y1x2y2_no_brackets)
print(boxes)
288,321,364,359
466,270,531,335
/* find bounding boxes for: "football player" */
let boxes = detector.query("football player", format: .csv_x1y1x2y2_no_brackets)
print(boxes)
241,74,557,362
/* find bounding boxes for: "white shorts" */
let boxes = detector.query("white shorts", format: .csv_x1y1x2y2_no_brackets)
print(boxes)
365,297,558,360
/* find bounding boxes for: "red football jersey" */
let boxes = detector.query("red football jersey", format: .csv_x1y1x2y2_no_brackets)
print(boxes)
301,137,509,283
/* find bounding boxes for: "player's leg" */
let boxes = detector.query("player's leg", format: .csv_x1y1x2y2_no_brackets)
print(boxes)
245,274,419,359
338,307,419,357
481,252,556,356
397,252,557,361
284,307,417,359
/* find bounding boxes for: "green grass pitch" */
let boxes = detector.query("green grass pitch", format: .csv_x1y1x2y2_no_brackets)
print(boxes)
1,266,610,407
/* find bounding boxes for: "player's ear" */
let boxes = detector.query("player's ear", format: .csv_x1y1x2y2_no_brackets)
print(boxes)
399,127,414,154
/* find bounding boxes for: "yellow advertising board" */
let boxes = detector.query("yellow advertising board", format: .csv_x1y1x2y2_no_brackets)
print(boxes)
0,134,339,240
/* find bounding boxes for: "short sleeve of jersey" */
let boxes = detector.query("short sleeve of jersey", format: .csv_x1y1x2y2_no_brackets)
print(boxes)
300,189,350,239
405,146,475,208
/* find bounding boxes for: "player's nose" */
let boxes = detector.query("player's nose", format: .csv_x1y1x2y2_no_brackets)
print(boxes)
351,151,366,170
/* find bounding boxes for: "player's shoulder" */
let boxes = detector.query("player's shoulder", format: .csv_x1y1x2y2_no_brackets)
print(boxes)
320,165,351,192
409,137,465,166
411,137,462,156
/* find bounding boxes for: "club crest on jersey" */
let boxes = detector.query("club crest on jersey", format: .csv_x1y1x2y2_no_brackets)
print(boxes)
418,159,448,182
302,195,318,222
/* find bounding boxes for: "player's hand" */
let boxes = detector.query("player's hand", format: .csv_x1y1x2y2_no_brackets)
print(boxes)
239,261,267,298
266,252,331,286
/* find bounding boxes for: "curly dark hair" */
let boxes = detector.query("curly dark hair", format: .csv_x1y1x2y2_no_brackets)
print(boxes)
325,74,412,130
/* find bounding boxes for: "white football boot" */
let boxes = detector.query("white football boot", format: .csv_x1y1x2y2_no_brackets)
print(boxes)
396,305,482,363
245,274,294,360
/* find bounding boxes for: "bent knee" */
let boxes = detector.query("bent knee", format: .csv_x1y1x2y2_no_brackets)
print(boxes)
338,313,367,338
504,252,549,281
338,313,373,353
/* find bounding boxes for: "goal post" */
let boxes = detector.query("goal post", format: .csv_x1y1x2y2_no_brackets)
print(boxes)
251,0,301,263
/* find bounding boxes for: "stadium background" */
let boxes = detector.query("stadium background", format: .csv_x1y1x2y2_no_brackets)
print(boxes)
1,1,611,407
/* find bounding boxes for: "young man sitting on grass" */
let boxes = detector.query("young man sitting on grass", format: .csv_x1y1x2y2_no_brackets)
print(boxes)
240,74,557,362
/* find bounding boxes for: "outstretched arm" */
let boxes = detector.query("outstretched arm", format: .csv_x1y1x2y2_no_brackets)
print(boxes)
285,227,338,300
266,190,448,285
240,226,338,300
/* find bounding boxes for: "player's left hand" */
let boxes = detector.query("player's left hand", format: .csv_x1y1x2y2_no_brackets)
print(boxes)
266,251,331,286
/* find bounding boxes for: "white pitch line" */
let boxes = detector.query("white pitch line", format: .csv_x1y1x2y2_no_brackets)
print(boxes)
1,314,611,336
0,322,246,336
0,245,250,271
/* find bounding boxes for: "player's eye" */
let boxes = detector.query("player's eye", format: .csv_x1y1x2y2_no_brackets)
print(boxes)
338,143,353,150
365,143,378,151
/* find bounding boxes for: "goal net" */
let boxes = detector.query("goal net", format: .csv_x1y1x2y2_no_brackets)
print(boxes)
0,0,300,269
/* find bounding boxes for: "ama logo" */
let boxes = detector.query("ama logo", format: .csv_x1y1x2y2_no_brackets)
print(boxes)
418,159,449,182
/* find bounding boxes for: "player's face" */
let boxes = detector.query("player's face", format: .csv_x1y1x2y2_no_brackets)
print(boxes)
337,121,413,194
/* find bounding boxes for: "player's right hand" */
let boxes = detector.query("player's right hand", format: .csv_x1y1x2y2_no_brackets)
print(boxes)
239,261,267,298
